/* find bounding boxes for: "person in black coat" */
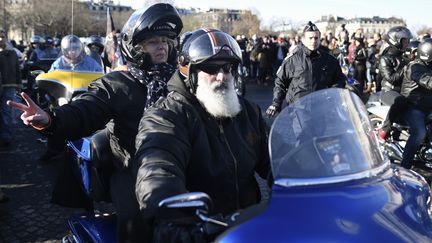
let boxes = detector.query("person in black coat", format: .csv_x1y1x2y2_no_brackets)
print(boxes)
352,37,368,96
266,21,346,117
134,28,271,242
377,26,413,140
7,3,183,242
399,39,432,169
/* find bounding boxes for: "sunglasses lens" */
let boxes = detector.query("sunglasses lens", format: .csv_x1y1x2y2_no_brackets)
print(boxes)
198,64,233,74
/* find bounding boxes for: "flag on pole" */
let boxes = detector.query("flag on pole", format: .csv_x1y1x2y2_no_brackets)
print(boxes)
103,7,119,70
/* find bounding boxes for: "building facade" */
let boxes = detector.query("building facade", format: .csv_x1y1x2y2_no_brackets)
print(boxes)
316,15,406,38
194,8,252,34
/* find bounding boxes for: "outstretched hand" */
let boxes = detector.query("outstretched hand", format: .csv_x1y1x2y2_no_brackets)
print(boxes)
6,92,51,130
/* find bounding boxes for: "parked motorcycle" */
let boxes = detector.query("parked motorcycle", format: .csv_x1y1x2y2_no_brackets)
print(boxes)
24,58,57,105
34,70,103,107
367,92,432,170
63,88,432,242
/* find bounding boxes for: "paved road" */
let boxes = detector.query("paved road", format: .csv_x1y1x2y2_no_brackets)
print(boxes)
0,123,85,242
3,79,432,242
0,80,274,242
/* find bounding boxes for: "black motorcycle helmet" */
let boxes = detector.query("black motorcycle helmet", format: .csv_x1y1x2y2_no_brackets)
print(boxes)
87,35,104,49
87,35,104,54
404,40,420,60
30,35,45,45
44,36,54,46
120,3,183,68
178,28,242,93
418,38,432,64
385,26,412,50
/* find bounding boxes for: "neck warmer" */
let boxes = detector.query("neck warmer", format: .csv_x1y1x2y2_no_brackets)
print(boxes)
128,62,175,110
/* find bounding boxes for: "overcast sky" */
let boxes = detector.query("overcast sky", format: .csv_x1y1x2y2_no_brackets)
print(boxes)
118,0,431,31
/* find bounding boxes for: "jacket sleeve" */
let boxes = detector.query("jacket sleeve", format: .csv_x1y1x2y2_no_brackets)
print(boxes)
134,100,192,223
253,104,272,181
379,56,404,86
13,52,21,84
272,60,290,108
411,63,432,90
331,57,347,88
47,77,114,139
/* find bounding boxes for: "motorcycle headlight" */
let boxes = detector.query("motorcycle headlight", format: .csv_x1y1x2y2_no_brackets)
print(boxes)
58,97,69,106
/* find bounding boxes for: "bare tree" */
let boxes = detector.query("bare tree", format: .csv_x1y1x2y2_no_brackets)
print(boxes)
181,14,201,33
414,25,432,39
8,0,133,40
266,16,293,32
231,11,261,37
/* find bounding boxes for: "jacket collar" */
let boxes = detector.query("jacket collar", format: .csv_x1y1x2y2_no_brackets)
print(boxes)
167,70,197,102
301,44,320,58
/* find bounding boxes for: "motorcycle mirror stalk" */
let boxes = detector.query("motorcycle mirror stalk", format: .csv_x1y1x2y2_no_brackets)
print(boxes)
158,192,229,227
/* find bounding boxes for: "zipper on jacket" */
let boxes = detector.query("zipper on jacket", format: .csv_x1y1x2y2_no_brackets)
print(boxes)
218,123,240,210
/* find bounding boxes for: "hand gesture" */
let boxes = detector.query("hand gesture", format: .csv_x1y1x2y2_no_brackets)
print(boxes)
6,92,51,130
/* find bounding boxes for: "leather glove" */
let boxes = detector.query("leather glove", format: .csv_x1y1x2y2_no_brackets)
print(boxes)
266,105,280,118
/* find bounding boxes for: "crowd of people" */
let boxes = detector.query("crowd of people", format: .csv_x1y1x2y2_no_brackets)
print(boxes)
1,1,432,242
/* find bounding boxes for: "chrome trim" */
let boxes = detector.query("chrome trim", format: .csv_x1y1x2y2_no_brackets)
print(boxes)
274,161,390,187
50,69,104,74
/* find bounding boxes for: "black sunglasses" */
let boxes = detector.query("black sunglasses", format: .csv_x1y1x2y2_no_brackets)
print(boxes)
196,63,234,75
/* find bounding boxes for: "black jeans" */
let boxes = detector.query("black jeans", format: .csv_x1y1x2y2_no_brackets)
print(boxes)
380,90,409,133
110,169,148,243
353,62,366,95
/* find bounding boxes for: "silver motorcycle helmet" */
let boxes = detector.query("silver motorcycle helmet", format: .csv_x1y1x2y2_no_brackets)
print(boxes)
177,28,242,93
61,35,85,65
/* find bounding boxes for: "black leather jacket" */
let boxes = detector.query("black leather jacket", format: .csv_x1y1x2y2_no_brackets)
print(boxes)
353,44,367,65
401,60,432,111
134,71,270,225
379,46,408,92
45,71,147,168
0,49,21,88
271,44,346,107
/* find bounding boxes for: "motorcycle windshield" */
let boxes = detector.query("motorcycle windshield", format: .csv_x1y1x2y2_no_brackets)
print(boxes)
269,88,388,187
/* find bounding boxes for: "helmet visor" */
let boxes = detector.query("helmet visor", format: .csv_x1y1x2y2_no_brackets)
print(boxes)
63,42,83,61
187,30,242,64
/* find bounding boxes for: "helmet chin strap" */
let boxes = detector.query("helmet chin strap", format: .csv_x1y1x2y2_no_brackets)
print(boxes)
179,64,198,94
187,66,198,94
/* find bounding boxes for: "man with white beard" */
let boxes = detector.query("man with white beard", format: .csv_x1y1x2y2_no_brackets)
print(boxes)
134,28,271,241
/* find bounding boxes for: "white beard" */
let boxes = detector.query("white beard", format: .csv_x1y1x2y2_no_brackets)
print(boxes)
195,77,242,118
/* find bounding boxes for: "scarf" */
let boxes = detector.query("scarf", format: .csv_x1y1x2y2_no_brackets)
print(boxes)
128,62,175,110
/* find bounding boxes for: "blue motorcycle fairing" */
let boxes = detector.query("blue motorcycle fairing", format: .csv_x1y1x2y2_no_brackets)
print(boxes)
217,89,432,242
217,167,432,242
68,212,116,243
